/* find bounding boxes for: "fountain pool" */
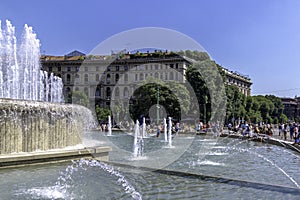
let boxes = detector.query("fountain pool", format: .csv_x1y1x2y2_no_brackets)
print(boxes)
1,131,299,199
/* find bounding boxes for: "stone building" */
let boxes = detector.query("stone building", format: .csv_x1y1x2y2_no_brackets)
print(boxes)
281,97,300,121
41,50,252,108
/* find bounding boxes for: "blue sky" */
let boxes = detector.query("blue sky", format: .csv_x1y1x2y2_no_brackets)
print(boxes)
1,0,300,97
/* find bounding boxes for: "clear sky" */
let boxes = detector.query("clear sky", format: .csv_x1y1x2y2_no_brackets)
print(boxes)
1,0,300,97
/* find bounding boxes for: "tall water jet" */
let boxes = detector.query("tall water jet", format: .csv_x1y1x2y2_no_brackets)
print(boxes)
133,120,144,158
142,117,146,138
164,118,167,142
168,117,172,146
107,115,112,136
0,20,94,155
0,20,63,102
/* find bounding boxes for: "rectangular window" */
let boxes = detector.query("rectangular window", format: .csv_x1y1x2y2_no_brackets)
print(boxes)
116,66,119,71
67,66,71,72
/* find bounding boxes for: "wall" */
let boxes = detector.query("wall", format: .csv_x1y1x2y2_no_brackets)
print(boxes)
0,99,93,155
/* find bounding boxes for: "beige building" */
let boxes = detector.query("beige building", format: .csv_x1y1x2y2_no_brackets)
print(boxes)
41,50,252,108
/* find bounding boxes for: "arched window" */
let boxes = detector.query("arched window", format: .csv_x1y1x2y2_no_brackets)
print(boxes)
114,87,120,97
95,87,101,97
95,74,100,82
124,87,129,98
84,74,88,83
106,74,111,84
115,74,119,83
66,74,71,84
106,87,111,98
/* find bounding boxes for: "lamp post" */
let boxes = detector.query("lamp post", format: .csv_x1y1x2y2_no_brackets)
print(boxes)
156,85,160,125
203,95,207,125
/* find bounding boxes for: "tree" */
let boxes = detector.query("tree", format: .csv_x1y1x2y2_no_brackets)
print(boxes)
95,106,111,123
129,78,191,122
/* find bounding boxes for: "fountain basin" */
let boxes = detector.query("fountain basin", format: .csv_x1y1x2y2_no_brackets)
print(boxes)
0,98,93,155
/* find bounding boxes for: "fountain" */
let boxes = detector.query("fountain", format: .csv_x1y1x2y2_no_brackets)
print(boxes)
0,20,63,102
163,118,167,142
167,117,172,147
107,115,112,136
0,20,97,155
133,120,144,158
1,22,300,199
142,117,146,138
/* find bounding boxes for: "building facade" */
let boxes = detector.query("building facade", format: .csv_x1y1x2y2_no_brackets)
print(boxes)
41,51,252,108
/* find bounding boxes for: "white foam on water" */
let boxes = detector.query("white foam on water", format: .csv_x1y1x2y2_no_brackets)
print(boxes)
197,160,225,166
20,186,68,199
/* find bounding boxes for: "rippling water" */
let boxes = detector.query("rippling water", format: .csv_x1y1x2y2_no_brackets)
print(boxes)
0,131,299,199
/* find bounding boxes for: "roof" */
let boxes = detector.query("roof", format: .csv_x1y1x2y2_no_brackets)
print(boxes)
65,50,85,57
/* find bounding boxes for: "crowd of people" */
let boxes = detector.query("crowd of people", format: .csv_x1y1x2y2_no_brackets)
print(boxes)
227,122,300,145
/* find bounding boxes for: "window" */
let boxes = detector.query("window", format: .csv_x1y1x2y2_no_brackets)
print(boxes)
85,67,88,72
115,74,119,82
176,63,179,69
135,74,138,81
106,87,111,98
48,66,52,72
139,73,144,81
67,66,71,72
95,87,101,97
84,74,89,83
154,72,159,79
124,74,128,82
155,64,158,70
170,64,174,68
76,66,79,72
58,66,61,71
106,74,111,84
66,74,71,84
124,66,128,71
116,66,119,71
107,66,111,71
165,73,168,80
124,87,129,98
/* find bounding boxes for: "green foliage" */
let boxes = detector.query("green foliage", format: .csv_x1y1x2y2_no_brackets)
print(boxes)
129,78,191,122
95,106,111,122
